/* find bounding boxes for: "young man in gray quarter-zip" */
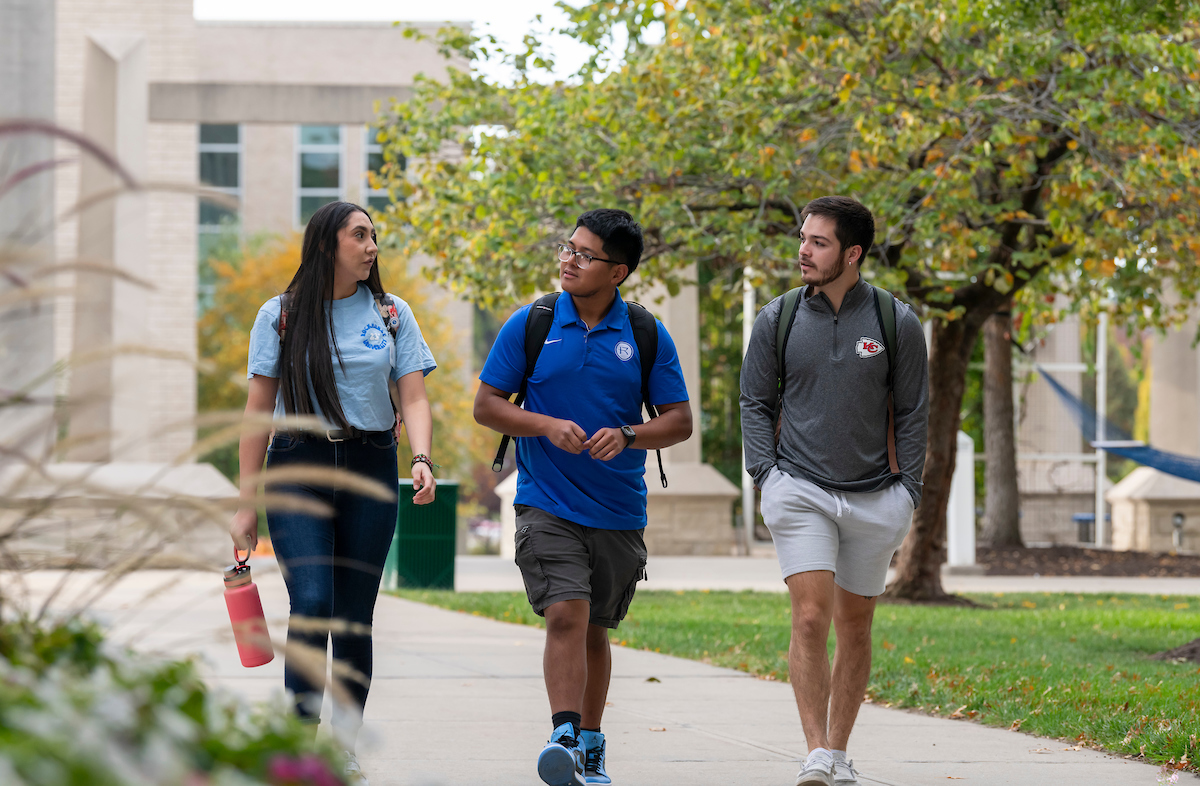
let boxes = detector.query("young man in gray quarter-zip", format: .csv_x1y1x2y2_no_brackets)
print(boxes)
739,196,929,786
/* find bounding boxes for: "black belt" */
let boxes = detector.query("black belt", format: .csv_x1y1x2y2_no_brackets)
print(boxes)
275,427,391,443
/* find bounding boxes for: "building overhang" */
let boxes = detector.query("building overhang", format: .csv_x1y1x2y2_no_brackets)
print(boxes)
149,82,413,124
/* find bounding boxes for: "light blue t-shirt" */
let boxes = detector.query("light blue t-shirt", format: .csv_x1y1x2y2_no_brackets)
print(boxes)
247,284,436,431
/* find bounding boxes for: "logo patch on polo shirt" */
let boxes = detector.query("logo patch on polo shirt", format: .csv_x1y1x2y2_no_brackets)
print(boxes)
614,341,635,361
855,337,884,358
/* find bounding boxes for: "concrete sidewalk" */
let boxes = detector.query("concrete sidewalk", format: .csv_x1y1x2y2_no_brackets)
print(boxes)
12,565,1182,786
458,554,1200,595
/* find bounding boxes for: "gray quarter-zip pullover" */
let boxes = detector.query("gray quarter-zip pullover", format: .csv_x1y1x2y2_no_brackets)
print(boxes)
739,277,929,506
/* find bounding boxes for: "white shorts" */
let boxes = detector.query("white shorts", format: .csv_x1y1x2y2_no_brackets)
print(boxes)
760,467,915,597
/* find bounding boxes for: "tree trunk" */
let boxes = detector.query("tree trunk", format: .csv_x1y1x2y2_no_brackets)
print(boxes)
980,307,1023,547
885,315,984,602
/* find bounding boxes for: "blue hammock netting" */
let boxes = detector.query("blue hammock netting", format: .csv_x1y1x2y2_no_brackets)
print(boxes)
1037,367,1200,484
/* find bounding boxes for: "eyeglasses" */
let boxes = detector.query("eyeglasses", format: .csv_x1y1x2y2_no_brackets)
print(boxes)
557,243,620,270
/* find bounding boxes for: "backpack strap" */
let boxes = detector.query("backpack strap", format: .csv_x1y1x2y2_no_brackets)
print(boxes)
374,292,401,341
774,287,803,431
870,285,900,474
492,292,561,472
627,301,668,489
871,285,897,387
277,293,289,344
374,292,402,427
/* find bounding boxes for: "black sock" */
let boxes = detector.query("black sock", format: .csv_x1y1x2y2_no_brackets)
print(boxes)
581,727,600,734
552,711,581,737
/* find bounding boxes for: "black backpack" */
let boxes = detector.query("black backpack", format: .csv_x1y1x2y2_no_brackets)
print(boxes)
491,292,669,488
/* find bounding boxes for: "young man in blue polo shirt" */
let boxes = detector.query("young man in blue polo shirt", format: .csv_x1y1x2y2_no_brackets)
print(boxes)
474,208,692,786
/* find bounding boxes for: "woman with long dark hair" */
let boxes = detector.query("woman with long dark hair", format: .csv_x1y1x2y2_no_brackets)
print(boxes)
230,201,436,784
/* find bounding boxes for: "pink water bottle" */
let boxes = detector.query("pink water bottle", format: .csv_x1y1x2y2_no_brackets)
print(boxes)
223,549,274,667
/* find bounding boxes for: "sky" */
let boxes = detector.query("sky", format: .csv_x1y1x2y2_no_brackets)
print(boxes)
192,0,608,83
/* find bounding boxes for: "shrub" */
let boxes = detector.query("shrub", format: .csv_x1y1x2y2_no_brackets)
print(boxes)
0,618,345,786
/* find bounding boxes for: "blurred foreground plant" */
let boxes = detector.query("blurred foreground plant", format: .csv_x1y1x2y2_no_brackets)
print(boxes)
0,617,346,786
0,120,382,784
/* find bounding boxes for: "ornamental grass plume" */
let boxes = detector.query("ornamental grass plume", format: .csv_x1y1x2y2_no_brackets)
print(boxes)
0,120,355,785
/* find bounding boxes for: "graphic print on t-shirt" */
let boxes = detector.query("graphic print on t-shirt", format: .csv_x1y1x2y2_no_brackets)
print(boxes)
361,323,388,350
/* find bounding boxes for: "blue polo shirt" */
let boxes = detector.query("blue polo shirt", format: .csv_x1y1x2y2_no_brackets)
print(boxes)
480,291,689,530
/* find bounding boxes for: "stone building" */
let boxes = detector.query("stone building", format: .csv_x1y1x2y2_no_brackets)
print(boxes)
49,1,468,463
2,0,466,566
0,0,57,455
1109,303,1200,553
5,0,738,559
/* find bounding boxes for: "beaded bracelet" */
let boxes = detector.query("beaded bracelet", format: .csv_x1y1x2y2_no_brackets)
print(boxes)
410,454,437,472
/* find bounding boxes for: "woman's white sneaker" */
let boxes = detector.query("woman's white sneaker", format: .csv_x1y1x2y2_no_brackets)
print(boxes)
344,751,368,785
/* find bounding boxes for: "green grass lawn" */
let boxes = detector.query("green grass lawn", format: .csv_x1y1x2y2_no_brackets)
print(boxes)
394,588,1200,771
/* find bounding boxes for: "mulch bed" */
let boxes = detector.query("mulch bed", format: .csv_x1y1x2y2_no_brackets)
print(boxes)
977,545,1200,578
1151,638,1200,662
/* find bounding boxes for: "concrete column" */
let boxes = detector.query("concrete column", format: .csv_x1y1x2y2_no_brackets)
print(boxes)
1015,313,1095,544
0,0,57,457
344,123,364,206
66,33,150,462
241,123,295,236
630,263,740,555
639,263,702,463
1148,309,1200,456
1018,314,1090,458
1108,293,1200,552
407,253,475,392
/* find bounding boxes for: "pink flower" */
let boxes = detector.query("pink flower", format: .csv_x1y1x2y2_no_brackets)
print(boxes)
267,754,343,786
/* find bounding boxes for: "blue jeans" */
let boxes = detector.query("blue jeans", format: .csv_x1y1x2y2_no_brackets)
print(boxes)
265,430,399,739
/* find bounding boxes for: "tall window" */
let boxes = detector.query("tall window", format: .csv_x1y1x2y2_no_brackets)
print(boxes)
198,124,241,309
297,125,342,225
363,126,404,214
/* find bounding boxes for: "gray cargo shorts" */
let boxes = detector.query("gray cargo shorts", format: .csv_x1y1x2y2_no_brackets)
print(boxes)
513,505,648,629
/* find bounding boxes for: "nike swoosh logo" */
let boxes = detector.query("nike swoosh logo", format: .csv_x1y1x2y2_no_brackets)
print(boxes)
543,339,562,345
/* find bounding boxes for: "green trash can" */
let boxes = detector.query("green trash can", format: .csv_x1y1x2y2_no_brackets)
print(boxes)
382,480,458,591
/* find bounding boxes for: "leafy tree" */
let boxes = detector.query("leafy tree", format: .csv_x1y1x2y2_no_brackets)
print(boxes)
377,0,1200,599
197,235,490,492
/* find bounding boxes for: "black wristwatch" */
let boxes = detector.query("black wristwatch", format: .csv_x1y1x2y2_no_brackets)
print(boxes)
620,425,637,446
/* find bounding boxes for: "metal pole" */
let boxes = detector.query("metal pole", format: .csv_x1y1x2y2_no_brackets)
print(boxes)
947,430,977,570
741,267,756,556
1094,309,1109,547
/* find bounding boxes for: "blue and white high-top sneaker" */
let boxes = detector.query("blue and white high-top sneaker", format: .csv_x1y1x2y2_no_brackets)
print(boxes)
580,729,611,784
538,723,585,786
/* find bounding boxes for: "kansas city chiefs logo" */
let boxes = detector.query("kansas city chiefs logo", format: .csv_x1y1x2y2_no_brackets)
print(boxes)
855,337,884,358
